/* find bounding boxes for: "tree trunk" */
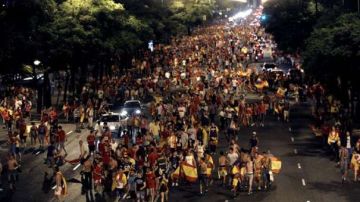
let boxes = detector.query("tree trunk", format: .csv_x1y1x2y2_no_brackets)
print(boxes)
63,71,69,104
43,70,52,108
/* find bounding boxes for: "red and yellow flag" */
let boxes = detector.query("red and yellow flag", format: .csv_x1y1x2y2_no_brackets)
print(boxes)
181,162,198,183
171,167,180,180
270,157,282,174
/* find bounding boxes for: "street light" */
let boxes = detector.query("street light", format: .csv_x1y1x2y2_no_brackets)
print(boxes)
34,60,41,66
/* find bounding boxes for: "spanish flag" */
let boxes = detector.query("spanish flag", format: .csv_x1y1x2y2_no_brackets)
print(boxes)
351,154,360,172
232,178,239,188
270,157,282,174
181,162,198,183
255,80,269,89
206,156,214,177
231,165,240,175
171,166,180,180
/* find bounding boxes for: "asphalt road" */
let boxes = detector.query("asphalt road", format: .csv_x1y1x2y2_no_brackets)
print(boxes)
0,101,359,202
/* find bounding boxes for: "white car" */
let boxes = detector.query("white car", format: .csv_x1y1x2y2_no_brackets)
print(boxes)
99,113,127,134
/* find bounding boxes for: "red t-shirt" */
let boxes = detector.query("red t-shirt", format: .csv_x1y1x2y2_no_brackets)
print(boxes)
146,172,156,189
57,130,66,142
148,152,158,167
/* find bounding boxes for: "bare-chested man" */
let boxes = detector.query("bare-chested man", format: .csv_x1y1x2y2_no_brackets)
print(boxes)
218,151,228,186
7,155,18,190
54,167,64,202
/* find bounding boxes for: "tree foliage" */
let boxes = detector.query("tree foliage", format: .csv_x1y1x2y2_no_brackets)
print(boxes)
303,13,360,88
262,0,316,53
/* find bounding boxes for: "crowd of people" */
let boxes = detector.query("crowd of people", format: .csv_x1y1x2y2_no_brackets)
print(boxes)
1,7,353,202
309,83,360,183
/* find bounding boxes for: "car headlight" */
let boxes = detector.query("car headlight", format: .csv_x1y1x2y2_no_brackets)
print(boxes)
109,125,116,130
135,109,141,114
120,110,127,116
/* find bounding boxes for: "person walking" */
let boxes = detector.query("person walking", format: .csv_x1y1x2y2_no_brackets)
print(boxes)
56,126,67,155
29,122,38,147
339,146,349,183
54,167,67,202
218,151,228,186
38,121,47,149
87,130,96,156
199,157,208,195
246,156,254,195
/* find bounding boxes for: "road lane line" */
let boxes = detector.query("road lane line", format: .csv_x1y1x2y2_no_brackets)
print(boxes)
289,127,292,132
73,163,81,171
302,178,306,186
297,163,302,169
294,149,298,154
291,137,294,142
66,131,73,135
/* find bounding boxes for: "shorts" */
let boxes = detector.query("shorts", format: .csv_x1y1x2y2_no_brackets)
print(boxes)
160,184,168,193
136,190,145,200
219,167,227,177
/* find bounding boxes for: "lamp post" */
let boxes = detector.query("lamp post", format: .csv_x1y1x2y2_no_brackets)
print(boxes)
34,60,42,113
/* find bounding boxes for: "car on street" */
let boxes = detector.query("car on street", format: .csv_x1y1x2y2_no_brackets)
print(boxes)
120,100,142,117
99,112,127,134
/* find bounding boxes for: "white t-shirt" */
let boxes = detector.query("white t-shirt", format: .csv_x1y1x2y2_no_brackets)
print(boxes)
346,136,351,149
227,152,239,166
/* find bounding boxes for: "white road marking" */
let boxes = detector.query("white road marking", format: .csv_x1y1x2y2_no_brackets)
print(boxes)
306,201,310,202
291,137,294,142
294,149,298,154
66,131,73,135
35,151,41,155
302,178,306,186
297,163,302,169
289,127,292,132
73,163,81,171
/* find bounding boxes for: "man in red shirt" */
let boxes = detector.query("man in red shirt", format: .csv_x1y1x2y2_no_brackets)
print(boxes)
87,130,96,155
56,125,67,155
148,148,159,168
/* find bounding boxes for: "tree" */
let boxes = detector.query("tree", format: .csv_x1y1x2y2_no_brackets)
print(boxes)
169,0,216,34
302,13,360,95
262,0,316,53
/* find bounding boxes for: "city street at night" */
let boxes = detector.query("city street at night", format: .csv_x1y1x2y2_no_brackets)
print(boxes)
0,1,359,202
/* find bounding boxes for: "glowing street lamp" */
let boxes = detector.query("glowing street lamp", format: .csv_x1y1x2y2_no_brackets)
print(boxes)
34,60,41,66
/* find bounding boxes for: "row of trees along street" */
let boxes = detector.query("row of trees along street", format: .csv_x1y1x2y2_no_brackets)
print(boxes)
262,0,360,119
0,0,246,111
